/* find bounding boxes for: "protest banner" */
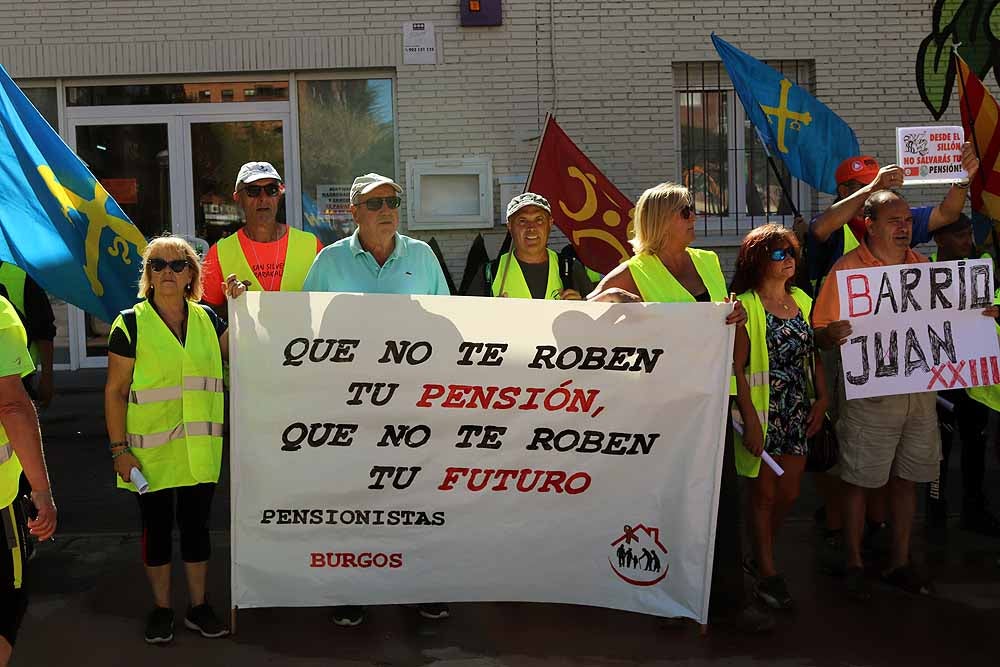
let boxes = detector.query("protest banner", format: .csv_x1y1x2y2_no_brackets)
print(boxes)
836,258,999,400
896,125,967,185
229,293,735,622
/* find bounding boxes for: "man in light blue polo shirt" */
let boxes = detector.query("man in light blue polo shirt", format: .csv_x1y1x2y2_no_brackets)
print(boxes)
303,173,450,628
302,173,449,295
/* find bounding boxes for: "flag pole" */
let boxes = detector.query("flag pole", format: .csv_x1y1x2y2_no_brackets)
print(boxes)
753,125,801,219
952,45,1000,262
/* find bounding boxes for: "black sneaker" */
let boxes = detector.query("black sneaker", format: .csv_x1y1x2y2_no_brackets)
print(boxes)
184,603,229,638
144,606,174,644
331,605,366,627
417,602,450,620
818,531,845,576
881,565,932,596
960,505,1000,538
845,566,871,602
754,574,794,610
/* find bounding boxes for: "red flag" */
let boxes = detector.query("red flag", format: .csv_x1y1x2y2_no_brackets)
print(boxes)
526,116,633,274
956,53,1000,222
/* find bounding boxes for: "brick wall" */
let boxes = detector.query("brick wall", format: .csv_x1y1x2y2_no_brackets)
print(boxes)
1,1,952,281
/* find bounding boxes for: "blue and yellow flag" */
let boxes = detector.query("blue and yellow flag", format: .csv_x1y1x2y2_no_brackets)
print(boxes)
0,65,145,323
711,34,860,195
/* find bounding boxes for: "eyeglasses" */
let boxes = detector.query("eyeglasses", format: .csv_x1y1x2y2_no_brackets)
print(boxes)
769,247,797,262
680,205,697,219
242,184,282,197
361,196,402,211
148,258,189,273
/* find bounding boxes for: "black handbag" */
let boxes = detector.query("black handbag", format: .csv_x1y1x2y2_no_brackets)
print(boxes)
805,356,839,473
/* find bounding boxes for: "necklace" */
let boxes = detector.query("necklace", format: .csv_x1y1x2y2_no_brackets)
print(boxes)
245,225,285,291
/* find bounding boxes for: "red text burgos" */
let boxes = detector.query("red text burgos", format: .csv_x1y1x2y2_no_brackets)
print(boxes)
309,552,404,569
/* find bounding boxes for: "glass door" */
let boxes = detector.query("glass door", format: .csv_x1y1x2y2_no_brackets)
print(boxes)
182,114,292,250
66,117,186,367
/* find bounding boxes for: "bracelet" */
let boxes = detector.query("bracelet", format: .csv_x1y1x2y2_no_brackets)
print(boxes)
111,447,132,460
108,440,128,451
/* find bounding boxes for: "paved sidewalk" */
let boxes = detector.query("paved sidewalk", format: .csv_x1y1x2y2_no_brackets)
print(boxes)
12,371,1000,666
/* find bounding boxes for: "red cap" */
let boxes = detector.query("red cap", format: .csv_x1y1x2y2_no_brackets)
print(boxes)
835,156,880,187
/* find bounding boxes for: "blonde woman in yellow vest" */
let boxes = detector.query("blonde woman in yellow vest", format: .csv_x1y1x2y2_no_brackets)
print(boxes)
731,225,829,612
105,236,236,644
593,183,775,633
0,295,56,664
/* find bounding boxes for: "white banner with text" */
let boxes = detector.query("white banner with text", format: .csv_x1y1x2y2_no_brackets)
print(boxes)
836,259,999,400
229,293,735,621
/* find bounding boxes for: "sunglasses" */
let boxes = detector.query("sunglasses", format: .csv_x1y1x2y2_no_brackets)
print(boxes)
681,205,697,219
769,247,797,262
242,184,282,197
361,196,402,211
148,258,189,273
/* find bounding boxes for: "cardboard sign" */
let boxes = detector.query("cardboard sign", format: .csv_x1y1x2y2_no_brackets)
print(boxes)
229,293,735,621
836,259,999,400
896,126,966,184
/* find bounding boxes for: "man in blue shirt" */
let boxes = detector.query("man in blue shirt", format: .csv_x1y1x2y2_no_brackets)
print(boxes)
302,173,449,296
807,146,979,285
303,173,450,628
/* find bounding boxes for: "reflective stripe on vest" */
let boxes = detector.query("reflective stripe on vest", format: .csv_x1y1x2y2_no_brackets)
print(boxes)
491,250,562,298
0,263,39,367
114,300,224,492
733,287,813,478
127,421,225,449
216,226,318,292
0,297,26,508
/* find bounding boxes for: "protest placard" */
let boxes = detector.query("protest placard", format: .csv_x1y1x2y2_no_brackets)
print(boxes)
836,258,999,400
229,293,735,622
896,126,966,185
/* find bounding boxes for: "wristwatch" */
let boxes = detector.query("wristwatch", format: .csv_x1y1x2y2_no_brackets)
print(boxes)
955,178,971,188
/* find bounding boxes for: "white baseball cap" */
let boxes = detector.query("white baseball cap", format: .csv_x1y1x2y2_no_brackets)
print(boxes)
350,173,402,205
235,162,282,190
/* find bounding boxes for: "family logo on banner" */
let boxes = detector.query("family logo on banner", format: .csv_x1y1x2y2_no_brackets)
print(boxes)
229,293,735,622
836,259,1000,400
896,126,967,185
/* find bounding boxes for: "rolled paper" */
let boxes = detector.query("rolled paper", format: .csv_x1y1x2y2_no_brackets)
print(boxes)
130,467,150,494
936,396,955,413
761,451,784,477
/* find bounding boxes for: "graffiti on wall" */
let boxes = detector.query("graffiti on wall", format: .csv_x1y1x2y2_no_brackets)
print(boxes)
917,0,1000,119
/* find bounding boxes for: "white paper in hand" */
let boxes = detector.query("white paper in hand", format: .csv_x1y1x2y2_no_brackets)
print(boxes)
130,467,150,494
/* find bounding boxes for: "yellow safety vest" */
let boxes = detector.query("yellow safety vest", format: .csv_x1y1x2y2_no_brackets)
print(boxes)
626,249,728,303
216,226,318,292
733,288,813,477
627,249,734,393
0,263,39,367
492,250,562,299
0,297,27,509
110,300,224,493
843,224,861,255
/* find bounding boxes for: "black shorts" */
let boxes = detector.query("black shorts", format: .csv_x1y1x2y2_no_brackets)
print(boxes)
0,500,29,646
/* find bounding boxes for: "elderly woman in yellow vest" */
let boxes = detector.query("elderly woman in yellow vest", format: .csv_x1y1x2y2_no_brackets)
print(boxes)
592,184,774,632
104,236,239,645
731,224,829,612
0,295,56,665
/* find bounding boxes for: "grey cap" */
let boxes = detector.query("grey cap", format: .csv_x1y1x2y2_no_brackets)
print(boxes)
235,161,282,190
506,192,552,220
350,173,403,205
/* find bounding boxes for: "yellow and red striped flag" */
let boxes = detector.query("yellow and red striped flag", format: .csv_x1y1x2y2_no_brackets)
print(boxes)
956,53,1000,221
